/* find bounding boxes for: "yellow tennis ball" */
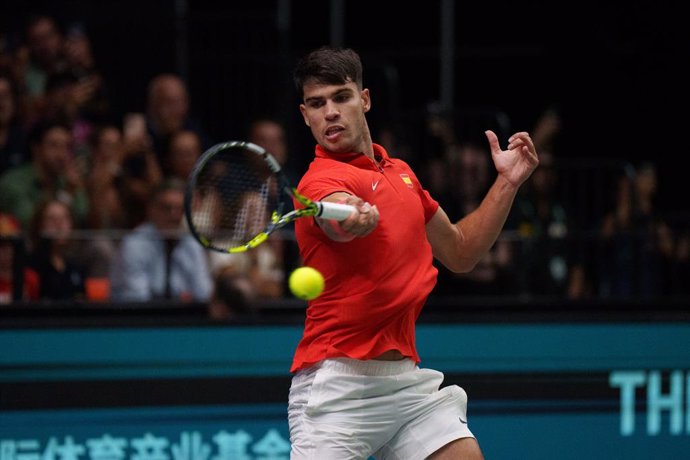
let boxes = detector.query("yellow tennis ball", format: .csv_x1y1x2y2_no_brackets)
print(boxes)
289,266,325,300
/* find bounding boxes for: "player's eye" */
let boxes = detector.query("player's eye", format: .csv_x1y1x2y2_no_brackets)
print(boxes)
333,93,350,103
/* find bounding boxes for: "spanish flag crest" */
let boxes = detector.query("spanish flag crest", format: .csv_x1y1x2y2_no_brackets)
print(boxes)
399,174,413,188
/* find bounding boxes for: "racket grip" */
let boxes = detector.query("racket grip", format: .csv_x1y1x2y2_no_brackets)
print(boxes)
317,202,357,221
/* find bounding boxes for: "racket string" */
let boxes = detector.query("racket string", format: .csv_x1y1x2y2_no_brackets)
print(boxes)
191,146,278,250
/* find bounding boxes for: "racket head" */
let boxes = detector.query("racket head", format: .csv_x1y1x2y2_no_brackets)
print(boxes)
184,141,290,253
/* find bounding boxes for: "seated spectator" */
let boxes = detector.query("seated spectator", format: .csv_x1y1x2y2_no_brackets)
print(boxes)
35,22,111,162
20,14,67,129
0,73,28,175
84,124,128,230
62,21,110,125
429,141,515,297
0,213,39,304
119,112,163,228
165,129,202,182
26,199,86,302
208,241,285,301
0,119,88,230
597,162,674,299
144,73,211,166
78,124,129,281
509,151,582,298
109,178,212,303
204,120,288,300
207,265,257,321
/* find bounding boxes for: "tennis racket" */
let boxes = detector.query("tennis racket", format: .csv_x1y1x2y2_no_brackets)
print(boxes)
184,140,355,253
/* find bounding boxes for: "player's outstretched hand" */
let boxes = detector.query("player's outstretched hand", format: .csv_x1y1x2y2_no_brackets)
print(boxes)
485,130,539,188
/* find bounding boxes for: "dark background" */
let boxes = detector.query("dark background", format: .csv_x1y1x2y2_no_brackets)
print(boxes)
2,0,687,215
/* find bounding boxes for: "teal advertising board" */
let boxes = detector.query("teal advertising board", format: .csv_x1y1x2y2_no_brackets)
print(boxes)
1,322,689,459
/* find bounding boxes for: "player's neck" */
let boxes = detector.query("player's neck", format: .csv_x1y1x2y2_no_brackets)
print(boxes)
360,124,375,160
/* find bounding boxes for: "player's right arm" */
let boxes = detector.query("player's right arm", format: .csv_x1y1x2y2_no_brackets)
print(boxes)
316,192,379,242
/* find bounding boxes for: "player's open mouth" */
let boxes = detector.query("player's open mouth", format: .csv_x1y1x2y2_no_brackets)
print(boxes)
325,126,344,140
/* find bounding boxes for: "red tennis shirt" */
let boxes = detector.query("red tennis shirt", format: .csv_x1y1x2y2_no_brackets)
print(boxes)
290,143,439,373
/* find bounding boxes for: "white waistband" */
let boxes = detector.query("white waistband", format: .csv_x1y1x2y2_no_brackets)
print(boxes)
317,357,417,377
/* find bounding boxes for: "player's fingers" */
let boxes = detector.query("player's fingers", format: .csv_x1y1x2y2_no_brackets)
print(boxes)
484,130,501,154
357,205,379,236
508,131,530,143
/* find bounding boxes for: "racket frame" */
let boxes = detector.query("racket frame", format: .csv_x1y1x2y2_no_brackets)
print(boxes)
184,141,354,253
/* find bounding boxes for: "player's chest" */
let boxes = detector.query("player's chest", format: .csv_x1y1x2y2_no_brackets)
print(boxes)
354,167,422,216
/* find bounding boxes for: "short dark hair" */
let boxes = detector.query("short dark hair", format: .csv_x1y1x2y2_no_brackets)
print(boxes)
293,46,363,99
151,177,186,200
27,119,72,147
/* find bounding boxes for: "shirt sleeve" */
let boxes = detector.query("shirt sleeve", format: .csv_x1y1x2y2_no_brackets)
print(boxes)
297,169,355,203
110,235,158,302
405,165,439,223
175,237,213,301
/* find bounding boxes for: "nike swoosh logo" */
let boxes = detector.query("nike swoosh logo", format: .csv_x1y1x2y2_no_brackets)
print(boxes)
372,180,380,191
459,417,467,424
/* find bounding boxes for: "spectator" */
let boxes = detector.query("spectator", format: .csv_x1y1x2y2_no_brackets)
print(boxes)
26,199,86,302
509,151,583,298
165,129,202,182
248,118,288,166
433,142,515,297
0,73,28,175
0,212,39,304
144,73,211,165
71,23,109,155
207,265,257,321
37,23,110,160
0,119,88,230
109,178,212,303
21,14,67,128
119,112,163,227
77,124,128,280
84,124,128,230
204,118,294,301
597,162,674,299
246,116,301,288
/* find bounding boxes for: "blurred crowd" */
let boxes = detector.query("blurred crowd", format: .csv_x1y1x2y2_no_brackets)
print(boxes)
0,14,688,316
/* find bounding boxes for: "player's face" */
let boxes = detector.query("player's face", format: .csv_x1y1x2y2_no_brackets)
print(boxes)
300,80,370,154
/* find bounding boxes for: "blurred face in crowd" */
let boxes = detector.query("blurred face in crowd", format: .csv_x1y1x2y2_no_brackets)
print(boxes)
149,188,184,231
27,16,63,68
635,164,657,198
93,126,123,164
33,126,73,176
64,27,94,70
530,151,555,194
0,78,15,126
148,75,189,135
168,130,201,179
39,200,73,247
249,120,287,165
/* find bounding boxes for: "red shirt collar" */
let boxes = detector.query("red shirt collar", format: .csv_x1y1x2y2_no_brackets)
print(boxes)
314,143,390,169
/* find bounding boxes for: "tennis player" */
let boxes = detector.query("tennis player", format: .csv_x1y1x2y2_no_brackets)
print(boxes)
288,46,539,460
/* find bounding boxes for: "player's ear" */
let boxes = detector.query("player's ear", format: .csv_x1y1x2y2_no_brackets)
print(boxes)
299,104,311,127
361,88,371,113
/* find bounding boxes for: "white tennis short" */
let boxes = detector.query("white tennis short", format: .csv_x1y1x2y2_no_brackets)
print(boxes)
288,357,474,460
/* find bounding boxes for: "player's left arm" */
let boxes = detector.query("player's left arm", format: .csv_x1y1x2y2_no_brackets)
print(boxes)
426,130,538,273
